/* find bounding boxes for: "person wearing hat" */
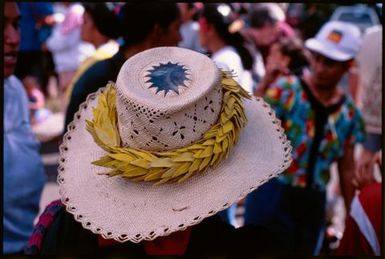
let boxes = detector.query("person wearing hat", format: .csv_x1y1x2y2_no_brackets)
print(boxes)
64,2,183,131
244,21,366,255
25,46,292,256
63,3,121,109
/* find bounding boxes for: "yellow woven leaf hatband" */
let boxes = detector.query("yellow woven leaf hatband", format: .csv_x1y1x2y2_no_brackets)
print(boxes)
86,71,251,184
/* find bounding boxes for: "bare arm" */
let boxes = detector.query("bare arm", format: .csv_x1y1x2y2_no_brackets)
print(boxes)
253,63,289,97
29,90,45,110
337,138,356,213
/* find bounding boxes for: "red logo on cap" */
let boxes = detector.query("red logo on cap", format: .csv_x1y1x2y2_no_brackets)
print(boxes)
327,30,342,43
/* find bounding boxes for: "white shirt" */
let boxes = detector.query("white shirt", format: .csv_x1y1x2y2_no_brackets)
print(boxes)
46,3,94,73
356,25,382,134
211,46,253,94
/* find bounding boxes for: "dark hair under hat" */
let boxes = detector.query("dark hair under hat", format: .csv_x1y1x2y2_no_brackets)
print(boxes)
117,3,180,47
248,5,279,29
83,3,121,39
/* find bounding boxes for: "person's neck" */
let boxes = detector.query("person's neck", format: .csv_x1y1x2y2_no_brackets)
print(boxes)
303,73,343,107
122,42,153,60
93,36,109,49
208,38,226,54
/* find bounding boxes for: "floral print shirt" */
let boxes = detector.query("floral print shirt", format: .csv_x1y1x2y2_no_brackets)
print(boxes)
264,75,365,191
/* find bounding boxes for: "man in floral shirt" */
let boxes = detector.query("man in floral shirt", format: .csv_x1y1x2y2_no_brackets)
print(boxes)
244,21,365,255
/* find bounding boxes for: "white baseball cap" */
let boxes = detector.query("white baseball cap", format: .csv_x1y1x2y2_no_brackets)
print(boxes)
305,21,362,61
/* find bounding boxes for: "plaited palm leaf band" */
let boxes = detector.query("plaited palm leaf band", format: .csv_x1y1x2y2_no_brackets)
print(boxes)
85,71,251,184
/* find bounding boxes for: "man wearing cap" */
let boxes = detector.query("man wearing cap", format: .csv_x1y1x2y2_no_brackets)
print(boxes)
244,21,365,255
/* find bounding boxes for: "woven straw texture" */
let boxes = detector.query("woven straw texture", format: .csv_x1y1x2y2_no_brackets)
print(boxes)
58,47,292,243
115,47,222,151
58,88,291,243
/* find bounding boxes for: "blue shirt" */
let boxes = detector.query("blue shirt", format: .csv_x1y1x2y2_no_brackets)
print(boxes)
18,2,54,51
3,76,46,254
264,75,365,190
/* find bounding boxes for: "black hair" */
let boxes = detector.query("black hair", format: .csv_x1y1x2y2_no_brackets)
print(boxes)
186,3,195,9
200,3,253,71
186,3,199,21
118,3,180,47
249,5,279,29
277,37,309,75
82,3,121,39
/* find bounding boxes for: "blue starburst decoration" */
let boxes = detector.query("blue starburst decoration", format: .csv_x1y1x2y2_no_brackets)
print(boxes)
145,62,190,96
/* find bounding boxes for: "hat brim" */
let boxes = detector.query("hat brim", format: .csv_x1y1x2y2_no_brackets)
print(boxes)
58,87,292,243
305,38,354,62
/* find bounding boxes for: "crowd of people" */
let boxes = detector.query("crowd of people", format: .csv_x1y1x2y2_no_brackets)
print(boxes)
4,2,382,257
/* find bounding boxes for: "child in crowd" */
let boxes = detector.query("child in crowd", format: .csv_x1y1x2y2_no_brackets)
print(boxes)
254,36,309,96
22,75,51,125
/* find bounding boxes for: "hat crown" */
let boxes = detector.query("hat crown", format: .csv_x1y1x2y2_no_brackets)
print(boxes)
316,21,362,55
59,46,293,243
115,47,222,151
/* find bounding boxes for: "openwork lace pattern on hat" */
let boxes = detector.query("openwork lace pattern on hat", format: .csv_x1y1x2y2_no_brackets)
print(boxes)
115,91,221,150
85,72,251,184
57,82,292,244
58,45,290,246
116,98,171,148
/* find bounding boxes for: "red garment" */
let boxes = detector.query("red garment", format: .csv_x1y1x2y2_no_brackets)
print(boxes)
143,228,192,255
336,182,382,256
97,228,192,256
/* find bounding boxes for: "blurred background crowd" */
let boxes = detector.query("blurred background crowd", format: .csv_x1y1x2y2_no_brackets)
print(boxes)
13,2,382,137
4,2,382,256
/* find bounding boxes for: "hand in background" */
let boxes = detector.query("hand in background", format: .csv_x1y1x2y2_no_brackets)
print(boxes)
254,63,289,97
352,148,378,190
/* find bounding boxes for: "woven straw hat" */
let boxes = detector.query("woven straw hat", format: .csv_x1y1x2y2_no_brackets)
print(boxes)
58,47,292,243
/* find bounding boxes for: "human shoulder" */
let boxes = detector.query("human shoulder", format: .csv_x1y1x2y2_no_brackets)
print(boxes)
213,46,240,63
341,94,362,116
212,47,243,75
267,75,301,94
76,56,116,84
6,75,24,89
263,75,301,114
94,41,119,60
6,76,30,99
72,52,123,99
25,200,66,254
29,2,54,16
85,61,108,75
277,75,301,89
30,200,100,255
